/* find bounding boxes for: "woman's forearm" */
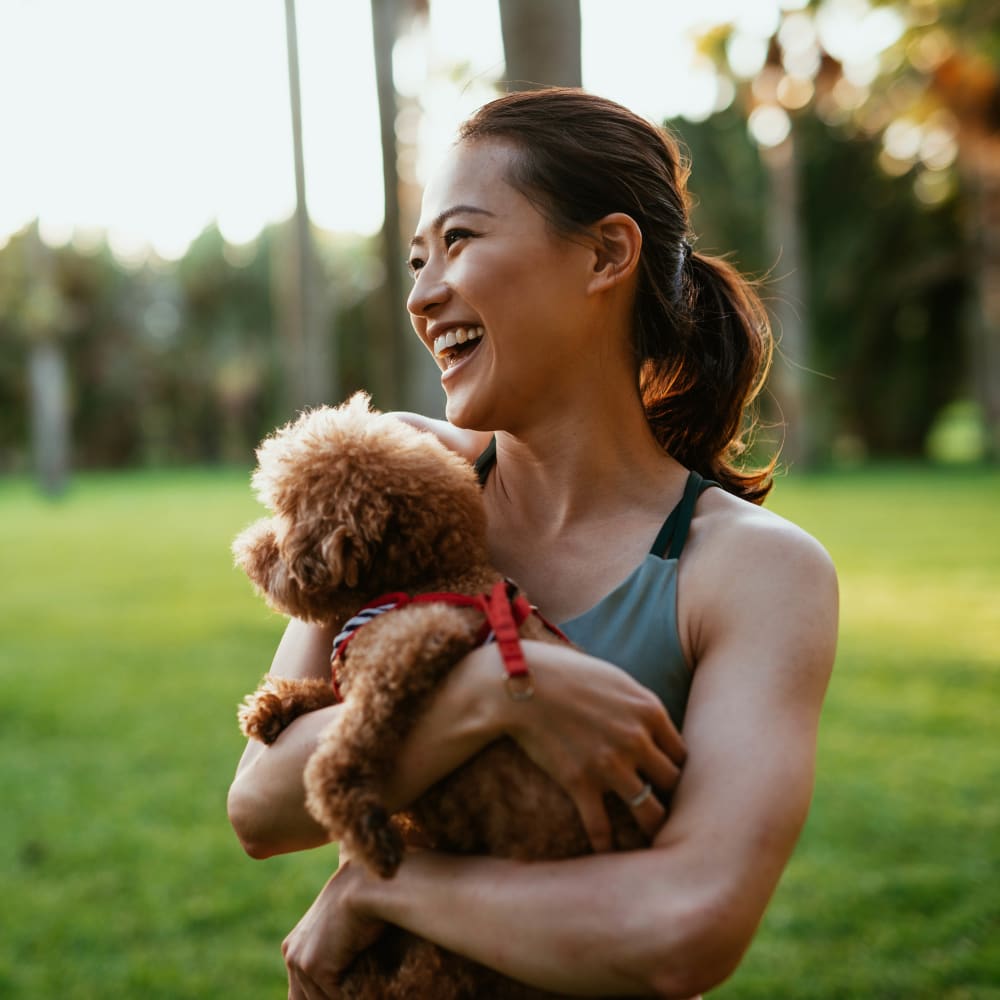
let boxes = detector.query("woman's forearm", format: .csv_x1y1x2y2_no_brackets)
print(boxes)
228,706,339,857
228,636,508,859
377,642,508,809
228,618,340,857
358,847,731,998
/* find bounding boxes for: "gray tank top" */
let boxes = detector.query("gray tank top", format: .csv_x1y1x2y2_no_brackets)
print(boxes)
475,439,716,727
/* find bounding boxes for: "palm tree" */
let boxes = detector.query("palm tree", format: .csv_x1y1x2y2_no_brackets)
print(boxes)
282,0,333,410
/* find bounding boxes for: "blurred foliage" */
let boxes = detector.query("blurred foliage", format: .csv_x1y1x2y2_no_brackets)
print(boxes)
0,224,381,472
681,0,999,463
1,0,997,473
678,104,968,459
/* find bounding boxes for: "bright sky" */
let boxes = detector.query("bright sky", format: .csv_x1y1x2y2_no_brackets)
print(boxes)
0,0,830,261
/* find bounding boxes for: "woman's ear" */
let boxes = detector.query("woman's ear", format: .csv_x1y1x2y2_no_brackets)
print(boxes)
586,212,642,294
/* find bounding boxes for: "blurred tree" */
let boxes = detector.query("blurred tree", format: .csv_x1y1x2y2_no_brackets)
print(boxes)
0,225,73,494
281,0,335,410
498,0,582,89
921,2,1000,460
678,103,966,462
370,0,442,415
0,220,385,472
698,0,998,461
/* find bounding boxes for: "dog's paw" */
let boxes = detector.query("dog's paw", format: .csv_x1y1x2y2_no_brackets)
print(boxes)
238,677,294,745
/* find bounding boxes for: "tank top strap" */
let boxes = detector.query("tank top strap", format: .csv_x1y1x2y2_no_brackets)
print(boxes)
473,436,497,486
649,471,719,560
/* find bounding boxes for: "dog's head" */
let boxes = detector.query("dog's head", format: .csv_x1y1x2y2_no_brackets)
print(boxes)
232,392,489,622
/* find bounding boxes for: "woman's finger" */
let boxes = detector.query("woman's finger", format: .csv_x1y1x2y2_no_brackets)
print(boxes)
287,969,309,1000
638,742,682,793
620,778,667,838
571,789,614,853
649,705,687,766
290,968,332,1000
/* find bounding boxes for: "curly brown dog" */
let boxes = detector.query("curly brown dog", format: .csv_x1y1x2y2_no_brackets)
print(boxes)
234,392,646,1000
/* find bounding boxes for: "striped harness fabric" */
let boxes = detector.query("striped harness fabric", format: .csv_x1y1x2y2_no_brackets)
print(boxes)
331,600,404,662
328,579,568,702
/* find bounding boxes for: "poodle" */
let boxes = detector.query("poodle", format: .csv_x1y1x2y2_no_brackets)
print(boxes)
234,392,646,1000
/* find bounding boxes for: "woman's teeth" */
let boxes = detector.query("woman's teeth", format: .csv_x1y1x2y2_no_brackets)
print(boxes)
433,326,484,358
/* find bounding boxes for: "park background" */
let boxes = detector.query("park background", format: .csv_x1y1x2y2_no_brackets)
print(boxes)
1,0,997,996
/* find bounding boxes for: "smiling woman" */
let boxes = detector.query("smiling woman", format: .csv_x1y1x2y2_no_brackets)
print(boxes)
228,88,838,999
405,139,613,436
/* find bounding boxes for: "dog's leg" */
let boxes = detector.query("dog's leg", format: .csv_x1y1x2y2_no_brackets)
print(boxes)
238,675,338,745
303,604,480,877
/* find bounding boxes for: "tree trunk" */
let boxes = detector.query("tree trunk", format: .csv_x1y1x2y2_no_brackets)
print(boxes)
283,0,333,410
29,339,70,496
369,0,403,410
370,0,441,414
498,0,582,89
23,223,70,496
761,129,812,469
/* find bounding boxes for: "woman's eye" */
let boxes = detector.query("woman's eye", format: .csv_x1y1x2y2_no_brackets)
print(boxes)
407,256,424,275
443,228,473,248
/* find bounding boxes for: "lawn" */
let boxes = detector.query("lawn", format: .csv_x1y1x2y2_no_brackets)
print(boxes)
1,464,997,998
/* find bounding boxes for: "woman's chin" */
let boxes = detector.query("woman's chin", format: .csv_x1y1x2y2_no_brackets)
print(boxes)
444,387,488,431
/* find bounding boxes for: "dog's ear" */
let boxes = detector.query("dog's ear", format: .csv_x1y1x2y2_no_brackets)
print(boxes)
233,517,307,616
233,518,281,590
282,521,366,592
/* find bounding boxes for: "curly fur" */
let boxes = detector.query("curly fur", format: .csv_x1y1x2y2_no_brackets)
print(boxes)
234,393,645,999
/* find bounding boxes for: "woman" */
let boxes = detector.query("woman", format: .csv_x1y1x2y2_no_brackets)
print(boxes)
228,88,838,998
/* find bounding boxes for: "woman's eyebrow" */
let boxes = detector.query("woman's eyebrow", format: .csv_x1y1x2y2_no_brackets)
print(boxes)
409,205,496,248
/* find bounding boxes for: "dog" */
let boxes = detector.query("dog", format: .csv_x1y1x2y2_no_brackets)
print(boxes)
234,393,646,999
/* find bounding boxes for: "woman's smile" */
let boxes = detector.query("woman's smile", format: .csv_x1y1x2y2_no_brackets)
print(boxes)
432,325,485,364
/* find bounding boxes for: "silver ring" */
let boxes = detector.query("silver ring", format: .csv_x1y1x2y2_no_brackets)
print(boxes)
626,783,653,808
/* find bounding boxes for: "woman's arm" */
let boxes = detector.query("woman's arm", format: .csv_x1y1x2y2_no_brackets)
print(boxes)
227,618,339,856
282,521,838,997
229,623,684,858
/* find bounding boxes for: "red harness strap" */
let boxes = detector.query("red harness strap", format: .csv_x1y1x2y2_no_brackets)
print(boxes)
329,579,568,702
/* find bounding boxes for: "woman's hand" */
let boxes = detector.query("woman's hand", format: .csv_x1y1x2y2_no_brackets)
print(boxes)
375,639,686,856
283,861,385,999
499,640,686,851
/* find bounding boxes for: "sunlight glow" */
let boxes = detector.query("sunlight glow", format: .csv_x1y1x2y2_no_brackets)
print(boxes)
0,0,919,257
0,0,383,257
748,104,792,147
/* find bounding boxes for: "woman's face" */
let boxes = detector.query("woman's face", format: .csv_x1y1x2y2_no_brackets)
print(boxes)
407,139,595,432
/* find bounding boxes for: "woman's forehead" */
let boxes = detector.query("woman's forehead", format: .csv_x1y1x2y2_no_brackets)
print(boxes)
418,139,520,220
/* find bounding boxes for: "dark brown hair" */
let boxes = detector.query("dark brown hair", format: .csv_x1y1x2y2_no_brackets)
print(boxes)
458,88,775,503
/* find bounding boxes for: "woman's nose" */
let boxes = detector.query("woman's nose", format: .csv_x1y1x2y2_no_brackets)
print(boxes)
406,267,450,318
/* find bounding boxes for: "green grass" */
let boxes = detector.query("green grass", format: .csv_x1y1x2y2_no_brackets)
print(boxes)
1,464,997,998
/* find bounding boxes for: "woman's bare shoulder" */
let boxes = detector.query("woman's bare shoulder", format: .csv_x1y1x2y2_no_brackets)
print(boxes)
693,484,835,577
389,412,494,463
681,485,838,663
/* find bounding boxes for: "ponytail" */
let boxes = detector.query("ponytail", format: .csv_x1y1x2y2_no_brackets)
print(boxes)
640,250,774,504
459,88,777,503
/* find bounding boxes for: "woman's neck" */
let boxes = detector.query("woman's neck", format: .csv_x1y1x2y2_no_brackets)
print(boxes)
486,389,686,539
